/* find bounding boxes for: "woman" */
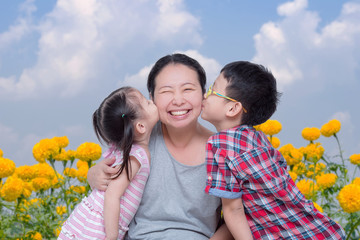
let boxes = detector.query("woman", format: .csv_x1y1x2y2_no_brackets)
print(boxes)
88,53,233,239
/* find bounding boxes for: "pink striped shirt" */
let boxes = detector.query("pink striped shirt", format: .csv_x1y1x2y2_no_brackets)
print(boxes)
58,144,150,240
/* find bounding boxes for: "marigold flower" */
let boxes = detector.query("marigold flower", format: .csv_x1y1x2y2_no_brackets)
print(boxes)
77,166,89,183
33,163,56,180
15,165,36,181
279,144,295,155
33,138,60,163
268,136,280,148
259,119,282,136
56,205,67,216
32,177,52,192
51,173,64,189
349,154,360,165
53,136,69,149
352,177,360,186
0,157,16,178
0,176,24,202
301,127,320,141
70,185,86,194
337,184,360,213
288,171,297,181
293,162,306,175
320,119,341,137
76,159,89,169
25,231,42,240
22,181,33,198
64,167,77,178
296,179,318,199
300,143,324,162
316,173,337,189
76,142,102,162
313,202,323,213
0,148,3,157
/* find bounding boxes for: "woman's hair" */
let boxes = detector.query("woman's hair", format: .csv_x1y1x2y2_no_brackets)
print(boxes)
147,53,207,99
93,86,140,180
221,61,281,126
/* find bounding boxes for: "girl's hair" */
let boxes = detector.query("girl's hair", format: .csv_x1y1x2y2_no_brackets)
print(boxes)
147,53,207,99
93,86,140,180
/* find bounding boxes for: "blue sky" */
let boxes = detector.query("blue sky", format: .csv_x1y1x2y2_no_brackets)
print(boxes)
1,0,359,169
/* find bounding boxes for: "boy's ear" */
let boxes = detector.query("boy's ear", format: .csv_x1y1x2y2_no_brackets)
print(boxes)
225,102,243,117
135,121,146,134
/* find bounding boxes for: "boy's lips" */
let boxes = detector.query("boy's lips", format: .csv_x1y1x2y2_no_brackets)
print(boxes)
169,110,190,116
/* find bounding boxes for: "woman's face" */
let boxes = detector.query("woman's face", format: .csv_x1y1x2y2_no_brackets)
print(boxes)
153,63,203,129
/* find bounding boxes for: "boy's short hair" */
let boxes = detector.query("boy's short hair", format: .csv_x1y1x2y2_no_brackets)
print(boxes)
221,61,281,126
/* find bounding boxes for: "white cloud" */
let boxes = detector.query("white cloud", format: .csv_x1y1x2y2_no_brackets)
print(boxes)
0,0,202,100
252,0,360,91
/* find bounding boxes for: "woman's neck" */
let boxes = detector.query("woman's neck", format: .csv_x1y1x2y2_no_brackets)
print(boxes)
162,121,201,148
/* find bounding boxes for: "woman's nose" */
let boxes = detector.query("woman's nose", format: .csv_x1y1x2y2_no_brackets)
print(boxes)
172,91,185,105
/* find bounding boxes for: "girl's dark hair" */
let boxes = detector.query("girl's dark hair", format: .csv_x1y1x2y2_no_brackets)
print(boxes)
221,61,281,126
147,53,207,99
92,87,140,180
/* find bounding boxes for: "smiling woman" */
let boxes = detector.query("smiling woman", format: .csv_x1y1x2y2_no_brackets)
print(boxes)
87,53,233,239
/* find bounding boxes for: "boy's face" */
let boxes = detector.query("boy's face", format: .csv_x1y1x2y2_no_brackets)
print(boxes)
201,73,231,129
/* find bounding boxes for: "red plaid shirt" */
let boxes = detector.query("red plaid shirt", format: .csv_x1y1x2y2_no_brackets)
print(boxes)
205,125,345,239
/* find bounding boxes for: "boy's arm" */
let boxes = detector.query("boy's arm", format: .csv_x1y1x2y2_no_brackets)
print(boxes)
210,223,234,240
222,197,253,240
104,156,141,240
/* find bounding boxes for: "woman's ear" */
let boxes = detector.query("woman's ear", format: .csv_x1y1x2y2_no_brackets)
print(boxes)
225,102,243,118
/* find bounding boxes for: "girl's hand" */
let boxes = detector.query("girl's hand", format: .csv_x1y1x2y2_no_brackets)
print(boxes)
87,157,119,191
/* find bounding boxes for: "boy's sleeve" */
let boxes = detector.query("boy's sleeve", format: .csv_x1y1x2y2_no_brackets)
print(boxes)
205,141,243,199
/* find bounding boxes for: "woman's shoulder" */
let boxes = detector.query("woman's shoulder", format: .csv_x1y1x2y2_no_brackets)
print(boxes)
198,123,215,141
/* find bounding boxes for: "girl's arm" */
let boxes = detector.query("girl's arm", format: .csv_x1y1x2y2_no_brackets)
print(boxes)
87,157,119,191
104,156,141,240
221,197,253,240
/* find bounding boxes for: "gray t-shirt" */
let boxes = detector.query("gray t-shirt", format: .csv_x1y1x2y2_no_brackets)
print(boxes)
125,122,221,239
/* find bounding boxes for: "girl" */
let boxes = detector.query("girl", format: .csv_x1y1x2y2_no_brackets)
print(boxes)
58,87,159,240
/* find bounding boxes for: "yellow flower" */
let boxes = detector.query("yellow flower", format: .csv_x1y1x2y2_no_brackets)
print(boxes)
15,165,36,181
313,202,323,213
70,185,86,194
25,231,42,240
300,143,324,162
268,136,280,148
352,178,360,186
320,119,341,137
293,162,306,175
51,173,64,189
349,154,360,165
0,148,3,157
259,119,282,136
288,171,297,181
0,176,24,202
301,127,320,141
32,138,60,163
33,163,56,180
337,184,360,213
53,136,69,149
76,142,102,162
56,205,67,216
279,144,295,155
76,160,89,169
0,157,16,178
77,166,89,183
32,177,52,191
296,179,318,199
64,167,77,178
22,181,33,198
316,173,337,189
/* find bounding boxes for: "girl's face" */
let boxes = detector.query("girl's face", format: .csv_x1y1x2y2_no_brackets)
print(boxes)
153,64,203,129
134,90,159,128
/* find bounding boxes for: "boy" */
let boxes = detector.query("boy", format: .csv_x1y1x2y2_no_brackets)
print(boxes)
202,61,345,239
